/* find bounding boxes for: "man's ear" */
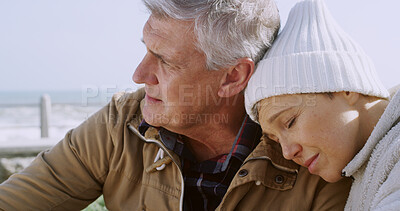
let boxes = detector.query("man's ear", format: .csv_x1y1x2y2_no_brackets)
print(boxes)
218,58,254,98
341,91,360,106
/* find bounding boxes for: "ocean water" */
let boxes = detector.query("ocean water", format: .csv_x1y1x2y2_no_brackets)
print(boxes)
0,90,108,147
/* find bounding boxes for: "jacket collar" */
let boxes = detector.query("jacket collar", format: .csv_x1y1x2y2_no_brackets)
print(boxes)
128,99,183,169
246,137,299,173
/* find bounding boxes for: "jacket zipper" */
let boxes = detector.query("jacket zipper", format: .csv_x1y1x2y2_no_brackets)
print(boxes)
127,123,185,211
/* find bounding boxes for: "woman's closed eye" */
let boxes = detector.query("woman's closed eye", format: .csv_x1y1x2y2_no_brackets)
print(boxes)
287,116,297,129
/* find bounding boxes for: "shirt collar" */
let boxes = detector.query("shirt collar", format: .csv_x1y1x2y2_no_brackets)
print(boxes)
138,114,262,173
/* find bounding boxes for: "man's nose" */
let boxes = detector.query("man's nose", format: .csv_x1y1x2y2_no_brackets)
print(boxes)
280,139,302,160
132,54,159,85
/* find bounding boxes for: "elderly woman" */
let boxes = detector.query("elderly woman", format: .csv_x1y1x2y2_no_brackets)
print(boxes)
245,0,400,210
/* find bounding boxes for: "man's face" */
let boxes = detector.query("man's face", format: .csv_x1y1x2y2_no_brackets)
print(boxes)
257,93,363,182
133,16,227,131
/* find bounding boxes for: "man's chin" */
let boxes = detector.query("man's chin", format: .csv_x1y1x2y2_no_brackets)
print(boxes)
141,108,170,127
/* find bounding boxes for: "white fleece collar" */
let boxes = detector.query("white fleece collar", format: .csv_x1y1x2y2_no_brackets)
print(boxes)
343,90,400,177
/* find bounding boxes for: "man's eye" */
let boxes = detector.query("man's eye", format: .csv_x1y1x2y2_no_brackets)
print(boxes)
160,59,170,66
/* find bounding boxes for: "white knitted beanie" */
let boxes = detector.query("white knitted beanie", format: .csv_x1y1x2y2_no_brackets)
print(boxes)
245,0,389,122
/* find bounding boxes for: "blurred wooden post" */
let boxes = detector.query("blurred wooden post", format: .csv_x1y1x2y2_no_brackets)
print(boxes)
40,94,51,138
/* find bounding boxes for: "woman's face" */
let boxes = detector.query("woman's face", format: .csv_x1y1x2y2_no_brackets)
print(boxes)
257,93,364,182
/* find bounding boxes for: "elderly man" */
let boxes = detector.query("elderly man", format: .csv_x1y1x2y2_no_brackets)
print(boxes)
0,0,351,210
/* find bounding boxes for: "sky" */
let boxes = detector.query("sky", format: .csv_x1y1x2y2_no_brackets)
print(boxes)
0,0,399,92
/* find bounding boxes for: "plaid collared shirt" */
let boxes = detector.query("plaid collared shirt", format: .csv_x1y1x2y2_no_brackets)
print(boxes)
139,115,262,211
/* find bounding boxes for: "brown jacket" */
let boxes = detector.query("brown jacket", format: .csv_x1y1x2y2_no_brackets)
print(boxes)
0,88,351,210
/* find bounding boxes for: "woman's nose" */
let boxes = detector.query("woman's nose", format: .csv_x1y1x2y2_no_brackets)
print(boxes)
280,139,302,160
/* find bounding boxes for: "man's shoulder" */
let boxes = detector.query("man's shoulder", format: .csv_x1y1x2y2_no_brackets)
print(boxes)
252,138,300,171
95,88,145,129
109,88,145,115
111,87,146,107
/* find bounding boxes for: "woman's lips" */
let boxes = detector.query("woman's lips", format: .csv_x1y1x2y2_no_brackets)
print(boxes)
304,154,319,174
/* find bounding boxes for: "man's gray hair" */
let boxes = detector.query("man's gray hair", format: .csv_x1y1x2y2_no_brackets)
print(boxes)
142,0,280,70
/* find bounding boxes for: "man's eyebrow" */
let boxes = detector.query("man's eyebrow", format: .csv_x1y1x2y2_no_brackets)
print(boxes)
141,38,169,62
149,49,167,62
268,107,293,123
